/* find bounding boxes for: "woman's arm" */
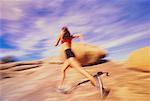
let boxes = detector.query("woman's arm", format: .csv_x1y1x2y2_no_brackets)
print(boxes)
72,34,81,38
72,34,84,42
54,34,61,46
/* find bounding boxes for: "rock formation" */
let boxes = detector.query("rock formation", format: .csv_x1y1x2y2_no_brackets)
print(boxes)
0,57,150,101
60,42,107,66
1,46,150,101
125,46,150,72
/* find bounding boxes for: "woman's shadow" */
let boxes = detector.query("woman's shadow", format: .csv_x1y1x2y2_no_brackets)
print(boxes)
83,59,110,67
82,56,110,98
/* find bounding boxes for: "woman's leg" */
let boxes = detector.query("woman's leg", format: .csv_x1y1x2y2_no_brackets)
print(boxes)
68,57,97,86
59,60,70,87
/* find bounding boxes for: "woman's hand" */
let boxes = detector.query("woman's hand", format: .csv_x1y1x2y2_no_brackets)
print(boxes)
73,34,84,43
54,41,59,47
73,34,82,38
54,43,58,47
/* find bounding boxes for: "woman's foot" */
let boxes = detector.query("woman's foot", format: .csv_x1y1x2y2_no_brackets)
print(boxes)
56,86,68,94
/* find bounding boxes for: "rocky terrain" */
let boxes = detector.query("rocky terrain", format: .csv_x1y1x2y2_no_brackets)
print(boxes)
0,58,150,101
1,45,149,101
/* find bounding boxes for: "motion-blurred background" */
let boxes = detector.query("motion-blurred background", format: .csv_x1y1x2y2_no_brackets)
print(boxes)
0,0,150,61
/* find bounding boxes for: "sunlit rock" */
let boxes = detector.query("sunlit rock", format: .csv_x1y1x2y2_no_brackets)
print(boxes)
60,42,107,66
125,47,150,72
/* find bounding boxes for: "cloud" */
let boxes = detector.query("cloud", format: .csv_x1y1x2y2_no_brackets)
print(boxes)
95,30,150,49
0,49,27,58
1,0,150,61
0,0,28,20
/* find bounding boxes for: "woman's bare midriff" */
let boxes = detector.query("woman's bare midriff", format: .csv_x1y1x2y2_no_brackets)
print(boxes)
61,42,72,51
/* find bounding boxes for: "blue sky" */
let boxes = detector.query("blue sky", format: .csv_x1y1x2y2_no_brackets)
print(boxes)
0,0,150,61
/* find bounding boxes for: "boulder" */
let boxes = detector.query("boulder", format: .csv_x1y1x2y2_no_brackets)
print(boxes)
125,47,150,72
60,42,107,66
0,56,17,64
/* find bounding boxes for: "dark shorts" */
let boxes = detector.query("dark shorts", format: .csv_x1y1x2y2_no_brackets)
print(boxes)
65,49,75,59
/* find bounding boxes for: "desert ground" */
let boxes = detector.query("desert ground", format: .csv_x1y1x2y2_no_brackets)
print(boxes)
0,58,150,101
